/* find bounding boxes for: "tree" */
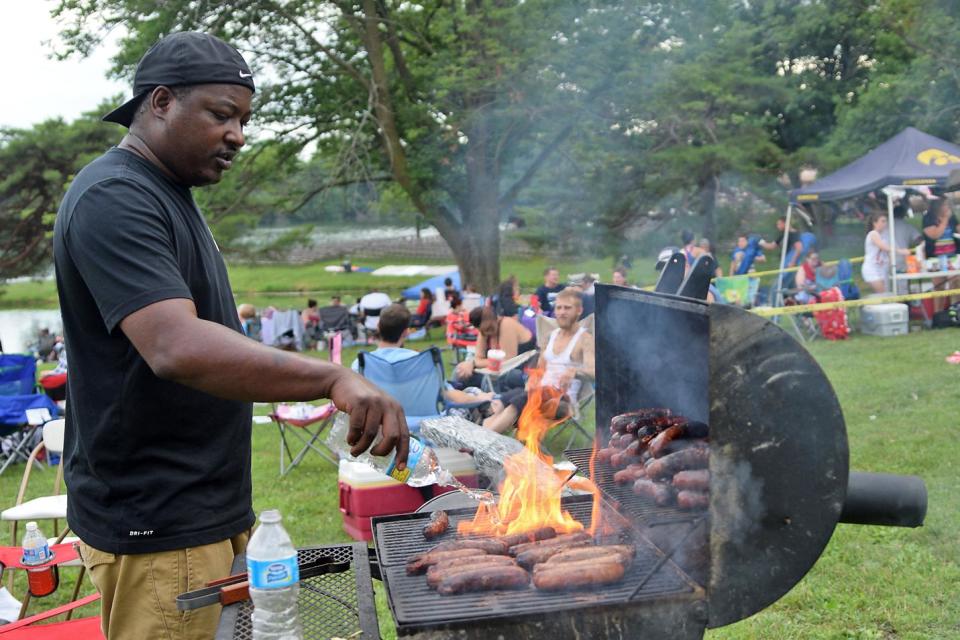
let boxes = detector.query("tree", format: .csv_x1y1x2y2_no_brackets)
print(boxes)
53,0,675,291
0,108,120,278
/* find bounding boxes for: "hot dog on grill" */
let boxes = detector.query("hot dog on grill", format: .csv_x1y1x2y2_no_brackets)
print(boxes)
428,538,509,555
515,539,593,569
543,544,635,566
647,424,684,458
509,531,592,556
676,490,710,510
613,464,646,484
532,561,626,591
436,565,530,595
426,555,518,588
496,527,556,548
406,548,487,575
672,469,710,491
422,510,449,540
645,446,709,480
632,478,675,506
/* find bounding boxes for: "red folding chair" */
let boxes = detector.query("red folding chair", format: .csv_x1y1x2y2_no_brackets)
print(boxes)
270,403,338,476
0,594,102,638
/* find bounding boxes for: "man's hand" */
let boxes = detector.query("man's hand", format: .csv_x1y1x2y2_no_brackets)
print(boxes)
328,370,409,469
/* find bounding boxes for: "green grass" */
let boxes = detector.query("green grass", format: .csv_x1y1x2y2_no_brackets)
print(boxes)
0,255,644,310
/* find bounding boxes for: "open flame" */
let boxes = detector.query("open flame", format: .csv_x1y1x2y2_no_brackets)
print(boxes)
458,369,603,537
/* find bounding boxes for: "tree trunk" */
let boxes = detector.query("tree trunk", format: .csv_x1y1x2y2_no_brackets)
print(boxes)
699,175,718,242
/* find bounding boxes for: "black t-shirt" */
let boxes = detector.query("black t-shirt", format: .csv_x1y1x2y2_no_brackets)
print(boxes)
534,284,566,314
53,148,254,554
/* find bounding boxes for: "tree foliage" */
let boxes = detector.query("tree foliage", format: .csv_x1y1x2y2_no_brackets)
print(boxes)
0,107,120,277
8,0,960,283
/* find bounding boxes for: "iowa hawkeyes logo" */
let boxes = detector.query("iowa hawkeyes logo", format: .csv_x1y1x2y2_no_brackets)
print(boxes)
916,148,960,166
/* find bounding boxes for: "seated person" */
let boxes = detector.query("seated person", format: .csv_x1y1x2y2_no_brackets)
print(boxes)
453,305,536,390
793,252,821,304
351,303,493,406
359,289,392,341
411,287,435,328
301,298,322,348
483,288,595,434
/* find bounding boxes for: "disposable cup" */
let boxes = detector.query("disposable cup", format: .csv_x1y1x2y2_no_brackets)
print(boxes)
487,349,506,372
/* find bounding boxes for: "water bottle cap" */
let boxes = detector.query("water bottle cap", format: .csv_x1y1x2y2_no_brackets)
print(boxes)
259,509,281,524
25,522,37,531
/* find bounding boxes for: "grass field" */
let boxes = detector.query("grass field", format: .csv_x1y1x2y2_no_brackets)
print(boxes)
0,325,956,637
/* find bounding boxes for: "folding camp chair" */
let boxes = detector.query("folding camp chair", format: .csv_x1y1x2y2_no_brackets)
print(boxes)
357,347,486,438
319,305,355,345
0,356,60,476
270,403,338,476
0,593,103,638
546,382,595,455
2,421,70,560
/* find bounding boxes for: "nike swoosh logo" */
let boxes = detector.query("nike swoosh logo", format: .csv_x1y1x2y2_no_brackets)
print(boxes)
239,71,253,78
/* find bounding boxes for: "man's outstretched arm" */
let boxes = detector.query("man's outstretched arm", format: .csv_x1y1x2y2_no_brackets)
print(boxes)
120,298,409,464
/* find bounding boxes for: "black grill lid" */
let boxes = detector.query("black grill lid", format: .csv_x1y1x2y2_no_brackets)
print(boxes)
593,285,849,628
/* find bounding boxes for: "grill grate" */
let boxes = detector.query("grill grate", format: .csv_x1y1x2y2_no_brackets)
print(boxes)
565,448,703,526
374,496,697,632
215,543,379,640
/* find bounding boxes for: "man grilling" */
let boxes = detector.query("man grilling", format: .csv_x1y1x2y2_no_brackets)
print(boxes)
484,287,595,433
53,32,407,639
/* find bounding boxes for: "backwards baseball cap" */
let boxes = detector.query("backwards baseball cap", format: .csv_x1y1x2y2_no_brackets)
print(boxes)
103,32,255,127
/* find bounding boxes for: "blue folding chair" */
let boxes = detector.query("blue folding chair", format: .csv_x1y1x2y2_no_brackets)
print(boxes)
356,347,486,437
0,356,60,475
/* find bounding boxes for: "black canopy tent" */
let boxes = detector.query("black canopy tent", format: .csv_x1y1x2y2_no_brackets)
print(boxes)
788,127,960,294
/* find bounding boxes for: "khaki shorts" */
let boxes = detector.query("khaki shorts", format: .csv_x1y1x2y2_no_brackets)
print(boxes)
79,533,248,640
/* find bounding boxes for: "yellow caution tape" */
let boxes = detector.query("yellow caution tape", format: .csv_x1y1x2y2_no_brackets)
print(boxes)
728,256,865,280
751,288,960,317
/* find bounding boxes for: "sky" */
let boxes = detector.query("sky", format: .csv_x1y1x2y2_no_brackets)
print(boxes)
0,1,127,129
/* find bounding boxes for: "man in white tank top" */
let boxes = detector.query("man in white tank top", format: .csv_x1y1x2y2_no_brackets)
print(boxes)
483,288,595,433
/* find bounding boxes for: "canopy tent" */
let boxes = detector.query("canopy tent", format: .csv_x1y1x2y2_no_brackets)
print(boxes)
786,127,960,297
789,127,960,204
401,271,461,301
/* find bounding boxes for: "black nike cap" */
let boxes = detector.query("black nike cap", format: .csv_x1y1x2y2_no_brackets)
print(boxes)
103,32,255,127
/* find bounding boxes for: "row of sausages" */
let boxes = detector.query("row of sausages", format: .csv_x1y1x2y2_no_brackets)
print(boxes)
600,409,710,510
406,526,635,595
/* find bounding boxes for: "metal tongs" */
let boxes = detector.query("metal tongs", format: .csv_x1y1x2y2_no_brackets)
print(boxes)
175,556,350,610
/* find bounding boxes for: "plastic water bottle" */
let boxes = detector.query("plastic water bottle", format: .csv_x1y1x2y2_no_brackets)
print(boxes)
22,522,56,597
327,412,450,487
247,510,302,640
22,522,50,566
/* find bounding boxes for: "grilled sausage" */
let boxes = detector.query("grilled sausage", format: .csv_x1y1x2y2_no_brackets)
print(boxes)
532,561,625,591
645,446,709,480
672,469,710,491
632,478,675,506
613,464,646,484
406,548,487,575
496,527,557,548
515,539,593,569
428,538,510,555
596,446,618,463
422,510,450,540
426,555,518,588
677,490,710,510
436,565,531,595
509,531,592,556
543,545,635,566
647,424,684,458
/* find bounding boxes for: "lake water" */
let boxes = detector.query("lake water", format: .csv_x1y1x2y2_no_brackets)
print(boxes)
0,310,62,354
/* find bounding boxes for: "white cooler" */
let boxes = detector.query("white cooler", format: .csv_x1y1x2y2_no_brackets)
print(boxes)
860,303,908,337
